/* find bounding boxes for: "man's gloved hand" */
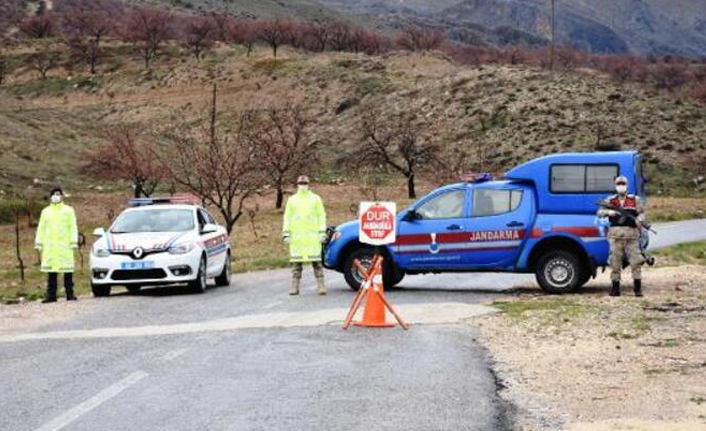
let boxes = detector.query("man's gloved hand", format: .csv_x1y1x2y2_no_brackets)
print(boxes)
319,234,328,244
283,235,290,244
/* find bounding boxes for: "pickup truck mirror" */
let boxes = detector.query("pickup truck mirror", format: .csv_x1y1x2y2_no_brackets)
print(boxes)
92,227,105,237
402,210,421,222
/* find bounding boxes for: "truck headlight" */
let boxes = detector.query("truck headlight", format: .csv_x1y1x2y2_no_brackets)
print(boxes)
169,242,196,255
92,247,111,258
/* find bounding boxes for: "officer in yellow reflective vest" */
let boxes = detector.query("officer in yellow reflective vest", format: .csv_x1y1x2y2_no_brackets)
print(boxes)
35,186,78,303
282,176,327,296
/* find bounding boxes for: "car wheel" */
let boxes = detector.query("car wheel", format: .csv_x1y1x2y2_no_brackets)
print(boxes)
189,256,208,293
535,250,583,294
342,247,404,291
215,253,231,287
126,285,141,294
91,283,111,297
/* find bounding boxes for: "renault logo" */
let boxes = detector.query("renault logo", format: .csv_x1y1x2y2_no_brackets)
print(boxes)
133,247,144,259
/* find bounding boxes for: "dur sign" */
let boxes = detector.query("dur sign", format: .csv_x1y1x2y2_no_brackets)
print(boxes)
359,202,396,246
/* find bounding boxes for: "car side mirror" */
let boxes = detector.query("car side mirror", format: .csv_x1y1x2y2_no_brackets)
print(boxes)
201,223,218,234
402,210,421,222
92,227,105,237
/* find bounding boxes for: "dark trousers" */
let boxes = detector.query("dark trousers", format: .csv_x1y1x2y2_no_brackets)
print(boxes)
47,273,74,298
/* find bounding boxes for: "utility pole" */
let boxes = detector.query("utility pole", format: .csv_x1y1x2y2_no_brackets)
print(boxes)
550,0,556,71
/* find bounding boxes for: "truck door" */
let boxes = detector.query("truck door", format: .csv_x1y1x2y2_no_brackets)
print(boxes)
395,188,471,270
465,187,533,269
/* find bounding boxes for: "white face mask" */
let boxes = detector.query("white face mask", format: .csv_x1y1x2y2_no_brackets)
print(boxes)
50,194,62,204
298,184,309,192
616,185,627,194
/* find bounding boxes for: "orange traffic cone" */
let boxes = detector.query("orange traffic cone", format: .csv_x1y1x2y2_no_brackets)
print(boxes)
354,260,395,328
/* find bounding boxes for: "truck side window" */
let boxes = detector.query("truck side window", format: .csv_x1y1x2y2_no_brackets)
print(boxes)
551,164,618,193
472,190,523,217
416,190,465,220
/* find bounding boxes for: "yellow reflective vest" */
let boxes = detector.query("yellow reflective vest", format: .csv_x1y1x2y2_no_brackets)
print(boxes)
283,190,326,263
34,203,78,273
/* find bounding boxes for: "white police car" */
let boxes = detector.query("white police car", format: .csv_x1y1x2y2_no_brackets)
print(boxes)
90,196,231,297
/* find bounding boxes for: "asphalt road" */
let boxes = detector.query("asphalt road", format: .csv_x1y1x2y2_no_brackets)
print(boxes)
0,219,703,431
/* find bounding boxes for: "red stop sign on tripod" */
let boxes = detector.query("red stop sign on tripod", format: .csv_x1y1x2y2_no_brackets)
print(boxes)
359,202,397,246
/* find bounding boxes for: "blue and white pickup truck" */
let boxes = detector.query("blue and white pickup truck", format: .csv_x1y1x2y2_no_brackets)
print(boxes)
324,151,647,293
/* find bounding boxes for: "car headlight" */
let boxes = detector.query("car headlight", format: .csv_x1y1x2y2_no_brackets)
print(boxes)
169,242,196,255
92,247,111,258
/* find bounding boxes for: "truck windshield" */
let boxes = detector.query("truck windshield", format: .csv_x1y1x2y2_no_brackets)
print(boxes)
111,209,195,233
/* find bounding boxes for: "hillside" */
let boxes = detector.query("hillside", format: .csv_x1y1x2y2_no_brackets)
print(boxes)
0,45,705,197
319,0,706,57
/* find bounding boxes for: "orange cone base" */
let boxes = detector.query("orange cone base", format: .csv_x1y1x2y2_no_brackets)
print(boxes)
353,321,395,328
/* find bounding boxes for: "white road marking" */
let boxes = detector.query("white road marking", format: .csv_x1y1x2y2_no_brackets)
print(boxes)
161,348,189,361
34,371,148,431
0,303,497,343
261,300,283,310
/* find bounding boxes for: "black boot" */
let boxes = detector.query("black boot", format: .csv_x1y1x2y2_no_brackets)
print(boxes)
609,281,621,297
65,273,77,300
634,279,643,297
42,294,57,303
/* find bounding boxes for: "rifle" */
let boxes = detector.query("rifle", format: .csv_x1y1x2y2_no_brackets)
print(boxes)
597,199,657,234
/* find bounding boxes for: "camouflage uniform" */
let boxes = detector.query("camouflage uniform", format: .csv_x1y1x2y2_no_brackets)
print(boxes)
598,191,645,296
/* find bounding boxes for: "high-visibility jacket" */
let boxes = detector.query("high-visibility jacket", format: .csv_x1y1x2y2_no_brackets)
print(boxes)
282,190,326,263
34,203,78,273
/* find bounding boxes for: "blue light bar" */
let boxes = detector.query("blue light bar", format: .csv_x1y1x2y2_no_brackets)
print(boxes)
460,173,493,183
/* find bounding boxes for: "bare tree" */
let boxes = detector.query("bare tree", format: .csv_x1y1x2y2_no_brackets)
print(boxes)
257,18,289,57
230,20,258,56
0,55,7,86
397,26,446,51
15,212,25,282
208,12,232,42
25,46,61,80
355,112,439,199
328,20,353,51
122,8,173,68
19,15,56,39
82,127,162,198
160,84,264,233
241,104,318,209
64,37,102,74
63,9,112,45
0,39,8,85
61,10,112,74
307,21,331,52
180,17,214,60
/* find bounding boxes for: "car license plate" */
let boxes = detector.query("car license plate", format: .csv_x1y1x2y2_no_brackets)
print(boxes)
121,261,155,270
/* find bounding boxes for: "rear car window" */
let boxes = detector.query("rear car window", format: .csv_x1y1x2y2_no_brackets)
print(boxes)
472,190,523,217
551,164,618,193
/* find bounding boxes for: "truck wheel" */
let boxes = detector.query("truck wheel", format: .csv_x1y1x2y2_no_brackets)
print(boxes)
535,250,583,294
215,253,231,287
91,284,111,297
189,256,208,293
343,247,404,291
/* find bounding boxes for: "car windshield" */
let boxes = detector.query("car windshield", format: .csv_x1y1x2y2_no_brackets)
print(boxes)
111,209,195,233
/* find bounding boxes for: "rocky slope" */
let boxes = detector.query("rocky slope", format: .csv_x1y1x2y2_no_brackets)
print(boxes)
0,47,704,195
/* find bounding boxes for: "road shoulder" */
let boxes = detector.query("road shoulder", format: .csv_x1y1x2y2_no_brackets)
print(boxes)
473,265,706,431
